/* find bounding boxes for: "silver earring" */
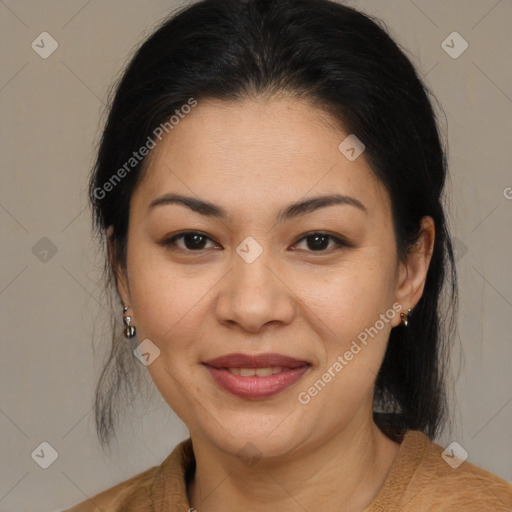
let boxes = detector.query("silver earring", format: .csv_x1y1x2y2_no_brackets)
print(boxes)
123,306,136,338
400,308,412,327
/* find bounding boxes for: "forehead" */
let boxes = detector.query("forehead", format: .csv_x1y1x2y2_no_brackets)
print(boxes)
133,97,389,219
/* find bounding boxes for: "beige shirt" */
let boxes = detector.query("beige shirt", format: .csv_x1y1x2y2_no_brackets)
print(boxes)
63,430,512,511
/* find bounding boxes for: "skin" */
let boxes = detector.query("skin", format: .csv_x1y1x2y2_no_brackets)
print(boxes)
113,97,435,512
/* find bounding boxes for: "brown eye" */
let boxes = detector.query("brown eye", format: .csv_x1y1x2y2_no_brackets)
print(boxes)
160,231,350,254
161,231,217,251
293,232,349,252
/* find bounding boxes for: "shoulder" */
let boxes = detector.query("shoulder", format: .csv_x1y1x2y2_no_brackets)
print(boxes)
61,437,194,512
61,465,160,512
401,431,512,511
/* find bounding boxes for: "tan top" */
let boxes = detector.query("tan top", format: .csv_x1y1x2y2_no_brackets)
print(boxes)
63,430,512,511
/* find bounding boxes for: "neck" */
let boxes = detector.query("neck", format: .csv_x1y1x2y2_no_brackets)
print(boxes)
187,416,400,512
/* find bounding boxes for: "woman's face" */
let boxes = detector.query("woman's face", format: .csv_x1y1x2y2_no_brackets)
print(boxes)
115,97,426,460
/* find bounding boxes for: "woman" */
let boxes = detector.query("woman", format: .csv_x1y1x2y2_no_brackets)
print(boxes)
65,0,512,510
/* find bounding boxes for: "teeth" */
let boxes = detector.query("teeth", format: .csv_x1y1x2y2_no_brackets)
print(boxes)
255,367,272,377
227,367,284,377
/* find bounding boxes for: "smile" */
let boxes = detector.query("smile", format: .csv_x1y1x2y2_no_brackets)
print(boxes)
226,366,288,376
204,365,310,399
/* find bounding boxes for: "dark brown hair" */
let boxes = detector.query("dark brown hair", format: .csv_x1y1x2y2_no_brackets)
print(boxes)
89,0,457,449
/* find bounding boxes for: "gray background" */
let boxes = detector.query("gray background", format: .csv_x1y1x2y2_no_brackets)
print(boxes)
1,1,511,510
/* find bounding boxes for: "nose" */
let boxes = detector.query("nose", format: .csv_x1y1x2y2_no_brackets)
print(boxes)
214,249,296,333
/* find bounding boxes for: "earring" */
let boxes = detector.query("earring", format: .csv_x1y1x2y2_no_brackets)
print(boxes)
400,308,412,327
123,306,136,338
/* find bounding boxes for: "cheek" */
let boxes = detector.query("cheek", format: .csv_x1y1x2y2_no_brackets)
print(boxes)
125,246,192,343
126,260,211,416
130,272,205,349
302,255,397,336
297,254,397,399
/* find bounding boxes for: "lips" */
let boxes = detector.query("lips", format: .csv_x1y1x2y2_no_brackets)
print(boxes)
203,352,309,369
202,353,311,399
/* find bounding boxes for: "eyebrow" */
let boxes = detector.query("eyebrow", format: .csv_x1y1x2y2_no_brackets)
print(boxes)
148,192,367,221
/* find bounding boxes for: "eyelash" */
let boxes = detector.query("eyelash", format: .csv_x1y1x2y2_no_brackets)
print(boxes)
160,231,351,254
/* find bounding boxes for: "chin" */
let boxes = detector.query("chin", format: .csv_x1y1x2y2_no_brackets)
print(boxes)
198,417,309,462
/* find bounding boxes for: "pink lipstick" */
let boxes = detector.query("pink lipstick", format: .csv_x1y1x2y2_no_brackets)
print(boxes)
203,353,311,399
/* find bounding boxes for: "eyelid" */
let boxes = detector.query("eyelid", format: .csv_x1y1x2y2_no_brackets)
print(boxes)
160,230,219,250
293,231,353,251
160,230,353,253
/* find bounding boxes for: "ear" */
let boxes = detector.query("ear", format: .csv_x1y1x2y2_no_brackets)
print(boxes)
392,216,435,326
107,226,131,310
